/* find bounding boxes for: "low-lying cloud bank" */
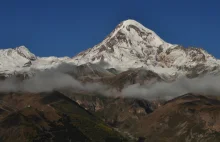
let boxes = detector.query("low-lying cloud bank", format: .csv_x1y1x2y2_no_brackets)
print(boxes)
0,63,108,94
0,71,109,94
1,63,220,100
122,75,220,100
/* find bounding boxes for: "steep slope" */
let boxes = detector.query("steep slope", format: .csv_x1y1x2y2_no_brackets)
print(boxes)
72,19,220,77
0,91,127,142
72,19,174,70
1,19,220,79
62,91,220,142
0,46,36,75
76,63,115,79
135,93,220,141
97,68,163,90
0,46,72,76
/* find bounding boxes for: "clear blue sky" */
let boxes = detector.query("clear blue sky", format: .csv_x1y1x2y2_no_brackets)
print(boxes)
0,0,220,58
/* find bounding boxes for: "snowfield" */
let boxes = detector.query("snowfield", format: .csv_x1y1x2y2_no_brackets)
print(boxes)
1,19,220,78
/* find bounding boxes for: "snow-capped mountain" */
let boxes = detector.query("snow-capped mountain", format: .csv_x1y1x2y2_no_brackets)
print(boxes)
72,19,220,77
73,20,174,69
0,46,36,75
0,46,71,76
1,19,220,78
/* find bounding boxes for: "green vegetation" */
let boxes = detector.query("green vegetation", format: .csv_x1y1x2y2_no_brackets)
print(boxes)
51,99,127,142
0,92,128,142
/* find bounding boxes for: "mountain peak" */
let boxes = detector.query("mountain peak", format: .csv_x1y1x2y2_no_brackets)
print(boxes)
15,46,37,61
118,19,142,27
1,21,220,79
106,19,173,49
71,20,220,77
0,46,37,74
15,45,30,53
122,19,139,23
121,19,146,28
72,19,174,70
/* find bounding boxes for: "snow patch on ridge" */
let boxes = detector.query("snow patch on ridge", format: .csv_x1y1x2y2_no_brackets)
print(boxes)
1,19,220,79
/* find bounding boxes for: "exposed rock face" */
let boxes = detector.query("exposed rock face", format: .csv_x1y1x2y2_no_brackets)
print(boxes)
1,19,220,80
62,91,220,142
134,94,220,141
15,46,37,61
72,20,220,78
0,92,127,142
23,61,32,67
1,19,220,142
0,46,36,75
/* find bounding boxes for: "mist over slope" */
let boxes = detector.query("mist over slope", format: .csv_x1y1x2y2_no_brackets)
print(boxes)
1,20,220,142
0,66,107,94
1,62,220,101
122,75,220,100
